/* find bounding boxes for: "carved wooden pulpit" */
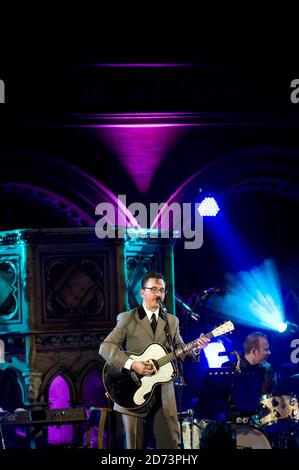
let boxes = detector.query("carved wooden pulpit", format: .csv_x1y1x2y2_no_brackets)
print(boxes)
0,228,175,408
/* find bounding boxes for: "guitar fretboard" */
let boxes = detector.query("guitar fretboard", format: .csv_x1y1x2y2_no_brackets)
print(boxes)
157,331,214,368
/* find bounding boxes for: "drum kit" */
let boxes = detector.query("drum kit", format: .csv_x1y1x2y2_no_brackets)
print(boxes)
258,393,299,448
179,394,299,449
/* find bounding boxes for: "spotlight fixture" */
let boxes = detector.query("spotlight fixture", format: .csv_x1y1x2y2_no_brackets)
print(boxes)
277,322,288,333
198,197,220,216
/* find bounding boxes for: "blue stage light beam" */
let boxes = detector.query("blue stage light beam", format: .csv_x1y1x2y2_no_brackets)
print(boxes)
210,259,285,332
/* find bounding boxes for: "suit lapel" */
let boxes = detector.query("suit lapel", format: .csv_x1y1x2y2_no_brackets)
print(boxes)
137,305,169,341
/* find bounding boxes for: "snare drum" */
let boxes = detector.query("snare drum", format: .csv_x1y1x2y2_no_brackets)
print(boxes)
259,394,299,428
181,418,203,449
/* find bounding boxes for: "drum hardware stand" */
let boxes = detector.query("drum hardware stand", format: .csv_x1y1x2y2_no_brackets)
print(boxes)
187,409,195,449
178,409,197,449
226,356,244,424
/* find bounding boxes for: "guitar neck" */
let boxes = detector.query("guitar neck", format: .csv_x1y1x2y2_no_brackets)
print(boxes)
158,331,214,368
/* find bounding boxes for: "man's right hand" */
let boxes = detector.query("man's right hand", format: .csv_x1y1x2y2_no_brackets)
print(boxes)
131,360,154,376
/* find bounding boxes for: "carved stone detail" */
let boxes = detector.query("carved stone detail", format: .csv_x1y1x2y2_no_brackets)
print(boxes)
35,331,107,350
44,255,105,320
0,258,19,321
22,369,43,403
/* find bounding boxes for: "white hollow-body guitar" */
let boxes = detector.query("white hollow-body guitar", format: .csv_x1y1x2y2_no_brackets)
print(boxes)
103,320,234,409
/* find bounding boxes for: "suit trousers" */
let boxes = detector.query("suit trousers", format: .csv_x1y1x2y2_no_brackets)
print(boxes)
121,387,180,449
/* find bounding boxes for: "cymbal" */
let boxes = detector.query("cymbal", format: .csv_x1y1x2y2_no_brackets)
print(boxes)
289,373,299,379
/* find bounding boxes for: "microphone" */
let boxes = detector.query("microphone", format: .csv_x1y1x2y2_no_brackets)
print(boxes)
156,297,167,314
175,295,200,321
200,287,221,300
218,351,239,357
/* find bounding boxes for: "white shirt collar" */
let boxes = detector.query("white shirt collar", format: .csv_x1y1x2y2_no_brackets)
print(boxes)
142,304,159,321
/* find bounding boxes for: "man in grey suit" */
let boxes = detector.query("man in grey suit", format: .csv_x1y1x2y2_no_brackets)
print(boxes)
99,271,210,449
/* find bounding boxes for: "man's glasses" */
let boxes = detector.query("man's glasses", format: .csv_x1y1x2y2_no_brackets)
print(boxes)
143,287,167,294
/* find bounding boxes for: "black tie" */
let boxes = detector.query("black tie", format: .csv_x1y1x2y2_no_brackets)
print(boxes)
150,313,157,333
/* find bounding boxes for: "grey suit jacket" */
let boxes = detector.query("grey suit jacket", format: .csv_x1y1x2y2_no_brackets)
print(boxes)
99,306,185,417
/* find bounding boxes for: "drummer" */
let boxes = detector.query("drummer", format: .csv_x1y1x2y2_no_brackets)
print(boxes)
222,331,277,395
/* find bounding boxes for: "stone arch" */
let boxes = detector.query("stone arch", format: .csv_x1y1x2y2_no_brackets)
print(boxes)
78,360,107,408
151,145,299,230
0,150,139,229
41,364,78,405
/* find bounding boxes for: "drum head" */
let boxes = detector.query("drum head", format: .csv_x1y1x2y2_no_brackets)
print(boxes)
235,425,272,449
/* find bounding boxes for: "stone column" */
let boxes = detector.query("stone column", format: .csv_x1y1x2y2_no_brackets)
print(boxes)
23,335,43,405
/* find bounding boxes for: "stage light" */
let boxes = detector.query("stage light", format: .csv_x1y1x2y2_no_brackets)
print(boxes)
198,197,220,216
277,322,288,333
203,341,228,368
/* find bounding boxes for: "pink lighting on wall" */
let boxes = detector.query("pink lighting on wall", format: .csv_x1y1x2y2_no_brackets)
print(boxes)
48,375,73,445
98,122,185,193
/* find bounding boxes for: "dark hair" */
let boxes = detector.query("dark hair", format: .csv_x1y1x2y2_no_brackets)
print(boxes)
243,331,268,354
141,271,166,288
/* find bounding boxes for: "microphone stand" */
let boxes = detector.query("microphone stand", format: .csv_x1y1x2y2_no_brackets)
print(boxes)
157,298,185,449
226,353,242,427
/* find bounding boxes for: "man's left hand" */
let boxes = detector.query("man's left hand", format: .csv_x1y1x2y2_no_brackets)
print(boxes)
192,335,210,355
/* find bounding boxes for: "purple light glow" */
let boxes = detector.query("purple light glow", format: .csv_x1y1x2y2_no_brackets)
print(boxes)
93,123,201,128
74,112,210,125
57,159,140,227
98,125,185,193
48,375,73,445
82,371,107,408
80,63,202,68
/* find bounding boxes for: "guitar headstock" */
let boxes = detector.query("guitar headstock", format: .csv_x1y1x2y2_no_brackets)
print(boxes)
209,321,234,338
